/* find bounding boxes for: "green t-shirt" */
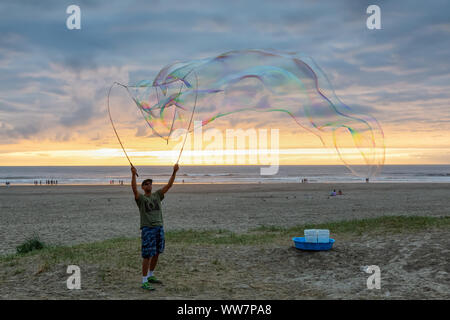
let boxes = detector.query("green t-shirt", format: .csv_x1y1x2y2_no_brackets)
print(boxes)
135,189,165,229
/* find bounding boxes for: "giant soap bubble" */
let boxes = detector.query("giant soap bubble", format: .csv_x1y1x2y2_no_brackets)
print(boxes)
110,49,385,178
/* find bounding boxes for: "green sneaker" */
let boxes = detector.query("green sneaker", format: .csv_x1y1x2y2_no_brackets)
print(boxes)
141,281,155,290
147,276,163,284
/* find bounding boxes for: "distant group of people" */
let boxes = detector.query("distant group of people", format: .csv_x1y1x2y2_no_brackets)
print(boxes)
33,180,58,185
330,189,343,196
110,180,124,185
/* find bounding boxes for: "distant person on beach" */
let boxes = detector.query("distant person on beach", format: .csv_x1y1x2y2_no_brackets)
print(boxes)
330,189,336,196
131,163,179,291
338,189,343,195
366,178,369,183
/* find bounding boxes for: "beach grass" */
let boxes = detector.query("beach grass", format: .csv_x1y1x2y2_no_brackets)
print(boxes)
15,235,46,254
1,215,448,267
254,215,450,236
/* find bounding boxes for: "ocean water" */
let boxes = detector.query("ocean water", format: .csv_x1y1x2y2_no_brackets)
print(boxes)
0,165,449,185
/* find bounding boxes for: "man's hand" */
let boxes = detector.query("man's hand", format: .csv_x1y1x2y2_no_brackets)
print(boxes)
131,166,139,200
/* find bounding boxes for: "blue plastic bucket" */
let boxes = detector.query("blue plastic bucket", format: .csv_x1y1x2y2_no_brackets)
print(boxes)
292,237,335,251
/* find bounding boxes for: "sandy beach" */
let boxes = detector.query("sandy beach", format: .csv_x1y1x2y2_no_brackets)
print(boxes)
1,183,449,255
1,183,449,299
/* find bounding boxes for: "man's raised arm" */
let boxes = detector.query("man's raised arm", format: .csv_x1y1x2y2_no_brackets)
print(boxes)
131,166,140,200
161,164,179,194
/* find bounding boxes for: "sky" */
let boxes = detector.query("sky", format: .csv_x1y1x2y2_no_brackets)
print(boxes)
0,0,449,166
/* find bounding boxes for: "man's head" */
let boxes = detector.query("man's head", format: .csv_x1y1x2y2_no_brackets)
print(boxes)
141,179,153,193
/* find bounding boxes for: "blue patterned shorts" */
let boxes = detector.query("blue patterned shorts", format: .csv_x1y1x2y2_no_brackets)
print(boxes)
141,226,165,258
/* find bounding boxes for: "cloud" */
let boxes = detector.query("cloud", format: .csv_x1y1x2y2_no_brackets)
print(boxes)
0,63,130,142
0,0,449,149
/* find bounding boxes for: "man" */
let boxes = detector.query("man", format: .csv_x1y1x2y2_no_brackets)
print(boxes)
131,163,179,290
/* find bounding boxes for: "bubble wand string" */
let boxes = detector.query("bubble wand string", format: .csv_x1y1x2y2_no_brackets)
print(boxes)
107,82,139,176
176,71,198,164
